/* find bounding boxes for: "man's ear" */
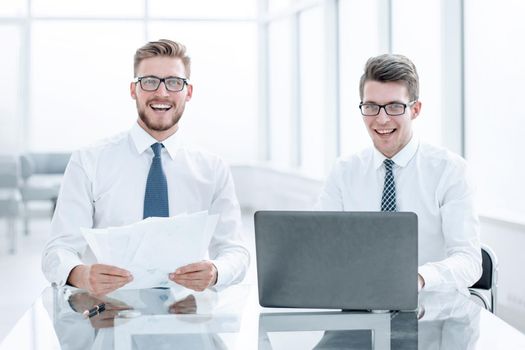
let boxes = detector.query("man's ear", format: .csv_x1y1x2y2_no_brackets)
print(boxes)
411,100,422,120
130,82,137,100
185,84,193,102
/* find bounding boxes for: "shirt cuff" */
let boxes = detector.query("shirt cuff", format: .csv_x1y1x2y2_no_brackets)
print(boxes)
209,259,232,290
44,249,83,287
418,264,442,291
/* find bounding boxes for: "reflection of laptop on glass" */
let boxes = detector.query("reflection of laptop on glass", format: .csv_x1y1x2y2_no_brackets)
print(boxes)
258,311,417,350
254,211,418,311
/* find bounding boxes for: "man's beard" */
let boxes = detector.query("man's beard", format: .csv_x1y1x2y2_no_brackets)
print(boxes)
137,102,184,132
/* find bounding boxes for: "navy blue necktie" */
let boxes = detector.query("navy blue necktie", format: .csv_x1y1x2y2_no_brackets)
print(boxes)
143,143,169,218
381,159,397,212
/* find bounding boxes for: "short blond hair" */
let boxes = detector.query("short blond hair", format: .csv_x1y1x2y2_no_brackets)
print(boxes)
359,54,419,101
133,39,191,78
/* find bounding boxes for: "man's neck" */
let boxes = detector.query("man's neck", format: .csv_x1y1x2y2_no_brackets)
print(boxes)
137,120,178,142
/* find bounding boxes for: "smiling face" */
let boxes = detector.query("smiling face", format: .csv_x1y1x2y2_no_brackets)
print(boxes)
362,80,421,158
130,56,193,141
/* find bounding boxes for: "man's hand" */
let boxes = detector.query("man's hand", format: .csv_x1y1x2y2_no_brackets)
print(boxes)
169,261,218,292
418,273,425,292
169,294,197,314
88,302,131,329
68,292,131,328
67,264,133,296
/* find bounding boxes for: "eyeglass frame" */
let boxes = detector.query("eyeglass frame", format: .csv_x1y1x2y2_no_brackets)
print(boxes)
359,101,417,116
134,75,189,92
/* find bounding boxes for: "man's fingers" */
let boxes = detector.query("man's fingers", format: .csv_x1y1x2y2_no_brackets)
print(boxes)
171,271,206,280
93,264,132,277
105,304,131,312
170,271,213,292
91,273,132,284
175,262,207,275
90,278,132,295
86,264,133,295
174,279,207,291
169,261,217,291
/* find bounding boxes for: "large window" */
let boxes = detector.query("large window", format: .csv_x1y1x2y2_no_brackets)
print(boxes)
30,21,143,150
149,21,257,163
339,0,382,156
0,25,22,153
265,2,334,178
299,6,325,178
392,0,442,147
3,0,524,227
148,0,255,18
464,0,525,222
31,0,143,17
268,18,294,168
2,0,257,164
0,0,26,16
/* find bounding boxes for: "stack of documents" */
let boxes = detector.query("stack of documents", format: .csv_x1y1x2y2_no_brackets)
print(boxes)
81,211,218,289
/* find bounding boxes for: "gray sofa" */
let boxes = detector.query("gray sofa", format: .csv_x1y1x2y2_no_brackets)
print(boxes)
0,155,22,253
19,152,71,235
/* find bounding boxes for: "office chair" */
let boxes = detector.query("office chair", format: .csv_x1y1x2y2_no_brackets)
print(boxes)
469,244,498,314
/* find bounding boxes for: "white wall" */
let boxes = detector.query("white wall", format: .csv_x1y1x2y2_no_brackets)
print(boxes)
231,164,323,211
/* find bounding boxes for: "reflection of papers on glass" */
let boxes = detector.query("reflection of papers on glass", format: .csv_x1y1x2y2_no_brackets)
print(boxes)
114,314,239,350
81,211,218,289
113,285,251,350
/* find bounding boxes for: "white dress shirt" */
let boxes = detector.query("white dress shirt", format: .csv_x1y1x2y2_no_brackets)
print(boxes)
42,123,249,288
318,136,481,293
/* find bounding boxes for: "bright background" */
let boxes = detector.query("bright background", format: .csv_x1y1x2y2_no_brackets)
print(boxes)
1,0,525,336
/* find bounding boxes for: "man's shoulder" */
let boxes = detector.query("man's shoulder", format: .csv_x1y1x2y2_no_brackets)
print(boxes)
179,145,229,169
336,146,375,168
71,131,130,165
418,142,467,168
78,131,128,153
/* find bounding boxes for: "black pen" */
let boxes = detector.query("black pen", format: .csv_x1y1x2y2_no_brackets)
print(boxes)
83,303,106,318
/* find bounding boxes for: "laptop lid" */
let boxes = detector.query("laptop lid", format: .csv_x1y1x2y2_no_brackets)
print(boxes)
254,211,418,311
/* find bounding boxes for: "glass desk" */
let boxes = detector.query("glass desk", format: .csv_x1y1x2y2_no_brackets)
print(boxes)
1,284,524,349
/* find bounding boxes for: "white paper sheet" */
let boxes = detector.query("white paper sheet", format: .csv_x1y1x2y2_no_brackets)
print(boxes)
80,211,219,289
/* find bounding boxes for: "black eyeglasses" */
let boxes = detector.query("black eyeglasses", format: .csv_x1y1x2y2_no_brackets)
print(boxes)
359,101,416,116
134,76,189,92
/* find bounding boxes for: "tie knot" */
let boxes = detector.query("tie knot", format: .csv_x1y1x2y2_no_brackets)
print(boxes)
384,158,395,171
151,143,163,158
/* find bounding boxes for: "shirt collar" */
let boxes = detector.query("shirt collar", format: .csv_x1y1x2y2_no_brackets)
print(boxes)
129,122,184,159
373,135,419,169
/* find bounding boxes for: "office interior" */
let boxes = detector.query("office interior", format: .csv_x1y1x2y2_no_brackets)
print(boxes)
0,0,524,343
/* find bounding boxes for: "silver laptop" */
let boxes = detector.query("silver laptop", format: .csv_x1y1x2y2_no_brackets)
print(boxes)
254,211,418,311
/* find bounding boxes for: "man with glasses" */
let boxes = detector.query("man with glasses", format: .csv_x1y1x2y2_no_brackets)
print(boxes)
319,54,481,294
42,39,249,295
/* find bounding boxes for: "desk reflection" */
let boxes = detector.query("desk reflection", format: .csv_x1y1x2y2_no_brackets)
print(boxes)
33,286,484,350
51,286,246,350
258,290,481,350
0,284,514,350
258,311,417,350
418,291,481,349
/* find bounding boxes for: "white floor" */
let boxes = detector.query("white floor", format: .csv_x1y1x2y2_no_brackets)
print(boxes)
0,209,257,343
0,216,49,342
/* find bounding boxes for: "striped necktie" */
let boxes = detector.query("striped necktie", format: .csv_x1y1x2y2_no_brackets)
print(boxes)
143,142,169,218
381,158,397,212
